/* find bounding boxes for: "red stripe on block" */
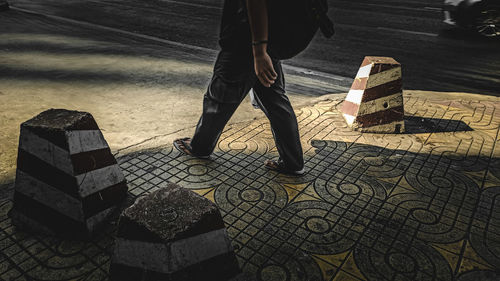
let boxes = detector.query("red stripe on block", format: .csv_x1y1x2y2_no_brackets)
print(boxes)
355,105,404,127
369,64,400,75
341,100,360,117
360,57,372,67
350,77,368,90
361,79,403,102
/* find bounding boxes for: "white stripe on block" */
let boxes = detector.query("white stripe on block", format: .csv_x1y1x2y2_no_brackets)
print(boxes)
343,114,356,126
366,67,402,89
15,170,85,222
357,92,404,116
356,64,372,78
87,207,115,233
9,209,56,236
345,89,365,105
19,128,74,175
170,228,233,271
66,130,109,155
76,164,125,197
358,120,405,133
112,228,233,273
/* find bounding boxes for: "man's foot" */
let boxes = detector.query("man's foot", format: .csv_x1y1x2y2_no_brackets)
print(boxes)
264,159,305,176
173,138,210,159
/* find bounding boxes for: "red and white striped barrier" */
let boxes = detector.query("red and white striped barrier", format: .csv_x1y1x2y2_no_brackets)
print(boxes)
341,56,405,133
110,183,240,281
9,109,128,238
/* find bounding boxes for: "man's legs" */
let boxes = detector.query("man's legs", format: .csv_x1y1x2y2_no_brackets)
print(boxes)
252,61,304,172
189,94,241,156
189,51,254,157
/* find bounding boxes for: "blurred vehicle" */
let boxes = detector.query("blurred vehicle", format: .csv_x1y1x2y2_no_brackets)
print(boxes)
443,0,500,37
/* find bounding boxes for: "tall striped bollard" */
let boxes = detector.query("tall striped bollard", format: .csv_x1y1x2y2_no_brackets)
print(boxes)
341,56,405,133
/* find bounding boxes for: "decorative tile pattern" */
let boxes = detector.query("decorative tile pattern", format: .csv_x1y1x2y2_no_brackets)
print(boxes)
0,95,499,280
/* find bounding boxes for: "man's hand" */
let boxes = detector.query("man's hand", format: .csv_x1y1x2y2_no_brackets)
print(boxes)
253,47,277,87
246,0,276,87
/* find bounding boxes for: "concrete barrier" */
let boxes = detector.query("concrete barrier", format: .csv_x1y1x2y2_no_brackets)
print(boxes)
110,183,240,281
9,109,128,238
341,56,405,133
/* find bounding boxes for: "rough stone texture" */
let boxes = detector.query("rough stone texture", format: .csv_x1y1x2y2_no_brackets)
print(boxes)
110,183,240,281
117,182,225,243
22,108,98,131
9,109,127,239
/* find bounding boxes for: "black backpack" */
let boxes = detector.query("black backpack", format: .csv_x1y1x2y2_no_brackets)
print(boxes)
267,0,334,60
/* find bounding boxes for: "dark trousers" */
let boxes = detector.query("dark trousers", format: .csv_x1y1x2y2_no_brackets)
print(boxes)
190,51,304,171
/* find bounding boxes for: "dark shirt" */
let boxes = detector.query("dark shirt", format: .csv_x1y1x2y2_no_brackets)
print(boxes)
218,0,252,53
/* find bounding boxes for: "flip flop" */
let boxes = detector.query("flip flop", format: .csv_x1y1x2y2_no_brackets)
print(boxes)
264,159,305,176
173,138,210,159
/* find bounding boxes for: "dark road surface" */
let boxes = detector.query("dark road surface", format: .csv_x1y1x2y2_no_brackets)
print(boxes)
5,0,500,95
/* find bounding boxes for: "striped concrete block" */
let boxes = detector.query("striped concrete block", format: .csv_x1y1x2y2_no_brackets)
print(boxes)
9,109,127,238
110,183,240,281
341,56,405,133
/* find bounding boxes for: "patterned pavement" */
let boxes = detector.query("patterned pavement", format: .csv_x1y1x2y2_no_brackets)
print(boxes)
1,92,500,281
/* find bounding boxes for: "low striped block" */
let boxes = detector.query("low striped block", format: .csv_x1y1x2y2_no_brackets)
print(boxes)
9,109,128,239
110,183,240,281
341,56,405,133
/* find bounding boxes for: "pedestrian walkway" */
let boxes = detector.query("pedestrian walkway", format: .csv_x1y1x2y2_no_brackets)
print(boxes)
1,91,499,281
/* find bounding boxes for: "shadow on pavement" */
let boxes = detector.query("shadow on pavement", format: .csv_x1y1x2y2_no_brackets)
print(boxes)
404,116,473,133
0,137,498,281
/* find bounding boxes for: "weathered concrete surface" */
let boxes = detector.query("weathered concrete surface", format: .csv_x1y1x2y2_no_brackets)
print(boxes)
110,183,239,281
118,182,224,242
10,109,127,238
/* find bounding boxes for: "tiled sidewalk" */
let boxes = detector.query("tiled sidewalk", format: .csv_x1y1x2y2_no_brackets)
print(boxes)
1,93,499,281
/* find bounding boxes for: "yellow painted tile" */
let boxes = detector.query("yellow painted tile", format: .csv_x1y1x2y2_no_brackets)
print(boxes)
432,245,460,272
313,252,349,267
463,171,487,188
281,184,301,203
312,255,338,281
397,176,417,192
340,253,366,280
378,176,402,185
433,240,464,255
294,193,320,203
192,187,214,197
390,185,415,196
303,185,322,199
484,171,500,189
204,188,216,203
458,257,492,274
333,270,364,281
414,133,430,144
462,243,492,268
283,183,309,192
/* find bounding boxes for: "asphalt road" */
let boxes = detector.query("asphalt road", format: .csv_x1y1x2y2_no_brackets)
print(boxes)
5,0,500,95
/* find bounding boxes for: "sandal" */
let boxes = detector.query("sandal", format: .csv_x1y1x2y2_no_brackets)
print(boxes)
173,138,210,159
264,159,305,176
